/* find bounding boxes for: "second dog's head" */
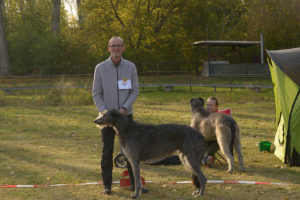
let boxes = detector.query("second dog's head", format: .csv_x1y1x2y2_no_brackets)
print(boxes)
190,98,205,112
94,109,122,128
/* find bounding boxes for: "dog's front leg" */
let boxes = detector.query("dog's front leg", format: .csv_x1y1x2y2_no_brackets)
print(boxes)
129,159,142,199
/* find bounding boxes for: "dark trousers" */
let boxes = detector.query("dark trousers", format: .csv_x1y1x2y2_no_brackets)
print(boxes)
100,114,134,190
204,140,219,162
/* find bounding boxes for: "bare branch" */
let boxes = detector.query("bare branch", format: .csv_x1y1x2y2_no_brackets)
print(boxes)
109,0,125,27
154,1,179,33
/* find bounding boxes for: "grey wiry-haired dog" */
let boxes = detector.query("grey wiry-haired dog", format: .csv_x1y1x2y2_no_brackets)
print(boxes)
190,98,245,173
95,109,207,199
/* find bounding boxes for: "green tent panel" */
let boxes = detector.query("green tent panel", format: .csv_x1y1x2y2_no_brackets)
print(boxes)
269,59,281,125
267,47,300,166
290,93,300,165
274,114,286,162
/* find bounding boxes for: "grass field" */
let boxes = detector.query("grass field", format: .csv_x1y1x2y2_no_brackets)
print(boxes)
0,77,300,200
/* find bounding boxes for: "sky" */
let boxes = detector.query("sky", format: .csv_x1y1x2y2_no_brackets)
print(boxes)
63,0,78,21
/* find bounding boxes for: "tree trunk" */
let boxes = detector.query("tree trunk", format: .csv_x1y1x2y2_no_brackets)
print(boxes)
0,0,5,13
0,0,10,76
76,0,84,26
52,0,61,36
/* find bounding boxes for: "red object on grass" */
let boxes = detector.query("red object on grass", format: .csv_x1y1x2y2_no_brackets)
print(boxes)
122,170,129,177
218,109,231,115
120,177,145,187
120,170,145,187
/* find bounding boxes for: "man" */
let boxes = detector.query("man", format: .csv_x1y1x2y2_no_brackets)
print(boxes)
92,36,139,195
206,96,219,113
203,96,219,167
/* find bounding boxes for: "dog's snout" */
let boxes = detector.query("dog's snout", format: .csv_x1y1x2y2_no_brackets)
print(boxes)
94,117,101,124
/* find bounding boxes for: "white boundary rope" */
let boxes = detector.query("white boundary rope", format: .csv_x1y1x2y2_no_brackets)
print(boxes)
0,179,289,188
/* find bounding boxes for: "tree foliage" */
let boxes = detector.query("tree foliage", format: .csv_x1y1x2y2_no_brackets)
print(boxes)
3,0,300,75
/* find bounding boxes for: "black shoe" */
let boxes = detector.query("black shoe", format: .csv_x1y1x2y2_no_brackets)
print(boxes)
142,188,149,194
101,189,111,195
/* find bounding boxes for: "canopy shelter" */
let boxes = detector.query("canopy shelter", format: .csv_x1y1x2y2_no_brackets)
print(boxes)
192,35,269,76
193,40,262,47
267,47,300,166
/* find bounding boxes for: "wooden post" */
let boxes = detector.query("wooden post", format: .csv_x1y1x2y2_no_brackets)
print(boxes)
260,33,264,64
207,45,210,76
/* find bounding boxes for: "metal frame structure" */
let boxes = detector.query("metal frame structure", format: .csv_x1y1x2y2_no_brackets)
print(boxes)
192,34,267,77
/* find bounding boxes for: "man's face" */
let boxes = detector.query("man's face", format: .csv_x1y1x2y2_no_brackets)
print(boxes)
108,38,125,58
206,99,218,113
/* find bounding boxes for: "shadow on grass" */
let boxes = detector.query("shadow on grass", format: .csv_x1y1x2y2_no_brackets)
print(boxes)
242,165,300,185
0,142,101,184
193,162,300,185
140,159,300,186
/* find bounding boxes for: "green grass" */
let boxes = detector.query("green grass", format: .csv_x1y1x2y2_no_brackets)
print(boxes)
139,75,273,85
0,77,300,200
0,75,272,88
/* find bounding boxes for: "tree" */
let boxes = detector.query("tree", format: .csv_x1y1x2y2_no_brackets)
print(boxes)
81,0,187,72
0,0,10,76
232,0,300,61
3,0,300,75
76,0,84,26
52,0,61,35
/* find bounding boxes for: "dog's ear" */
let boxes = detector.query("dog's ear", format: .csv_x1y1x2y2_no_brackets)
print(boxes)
198,98,204,106
190,98,194,104
190,98,198,106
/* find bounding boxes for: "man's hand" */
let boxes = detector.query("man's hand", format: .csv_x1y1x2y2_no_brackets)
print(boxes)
119,107,126,114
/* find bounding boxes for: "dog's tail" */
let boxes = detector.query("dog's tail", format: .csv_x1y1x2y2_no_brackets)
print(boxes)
229,121,237,155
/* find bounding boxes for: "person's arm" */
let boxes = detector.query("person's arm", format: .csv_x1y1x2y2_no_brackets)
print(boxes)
122,64,139,110
92,65,106,112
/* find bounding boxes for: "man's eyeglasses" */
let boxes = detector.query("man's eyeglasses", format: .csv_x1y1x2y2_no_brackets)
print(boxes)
109,44,124,48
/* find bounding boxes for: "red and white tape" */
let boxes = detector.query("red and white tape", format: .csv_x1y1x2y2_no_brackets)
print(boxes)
0,180,289,188
175,180,289,185
0,182,103,188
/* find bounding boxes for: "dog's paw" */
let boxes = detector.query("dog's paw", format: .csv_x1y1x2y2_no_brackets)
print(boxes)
131,188,142,199
130,186,148,193
131,193,141,199
192,189,203,197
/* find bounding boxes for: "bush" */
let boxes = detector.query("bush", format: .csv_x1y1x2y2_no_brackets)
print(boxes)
46,89,63,106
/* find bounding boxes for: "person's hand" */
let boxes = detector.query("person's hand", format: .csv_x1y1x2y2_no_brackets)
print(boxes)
119,107,126,114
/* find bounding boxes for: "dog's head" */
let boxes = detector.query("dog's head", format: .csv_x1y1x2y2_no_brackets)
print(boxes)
190,98,205,112
94,109,122,128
